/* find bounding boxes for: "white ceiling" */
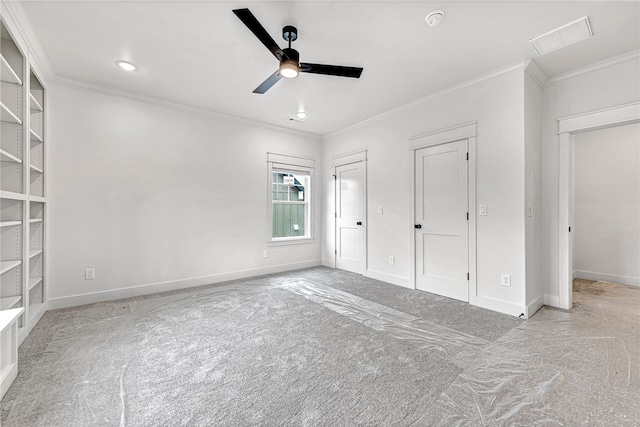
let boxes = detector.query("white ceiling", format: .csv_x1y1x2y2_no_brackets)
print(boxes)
14,1,640,135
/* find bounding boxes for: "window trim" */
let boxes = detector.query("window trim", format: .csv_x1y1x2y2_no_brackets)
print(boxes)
267,153,315,246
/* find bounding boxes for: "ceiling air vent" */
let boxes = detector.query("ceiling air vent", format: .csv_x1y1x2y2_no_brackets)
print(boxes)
529,16,592,56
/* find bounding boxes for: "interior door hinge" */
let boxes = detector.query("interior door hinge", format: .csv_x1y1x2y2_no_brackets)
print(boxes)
335,249,337,255
467,272,470,280
333,174,337,180
335,212,337,218
466,212,469,220
466,152,469,160
569,227,571,232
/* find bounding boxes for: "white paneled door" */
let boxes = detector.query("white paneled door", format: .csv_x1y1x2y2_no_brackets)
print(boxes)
335,162,365,274
415,140,469,302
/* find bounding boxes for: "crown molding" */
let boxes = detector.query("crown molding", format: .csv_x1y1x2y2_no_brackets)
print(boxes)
546,50,640,85
2,0,55,83
52,75,322,139
524,59,548,88
325,60,529,140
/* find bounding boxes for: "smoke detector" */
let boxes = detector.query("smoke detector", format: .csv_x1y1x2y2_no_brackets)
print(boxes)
425,10,444,27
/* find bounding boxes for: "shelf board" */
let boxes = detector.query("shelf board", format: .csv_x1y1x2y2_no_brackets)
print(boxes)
0,102,22,125
0,308,24,336
29,93,43,112
0,295,22,310
29,129,43,143
0,148,22,164
28,277,43,291
28,249,42,259
30,195,46,203
0,54,22,86
29,218,43,224
0,220,21,228
29,164,43,174
0,259,22,275
0,191,27,201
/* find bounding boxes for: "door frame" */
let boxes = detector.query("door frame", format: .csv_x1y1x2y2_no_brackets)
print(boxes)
556,102,640,310
332,150,368,273
408,123,477,304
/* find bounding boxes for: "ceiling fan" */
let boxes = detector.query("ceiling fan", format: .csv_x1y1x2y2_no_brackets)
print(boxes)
232,8,364,94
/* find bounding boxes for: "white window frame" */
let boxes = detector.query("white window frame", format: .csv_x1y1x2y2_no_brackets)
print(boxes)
267,153,315,246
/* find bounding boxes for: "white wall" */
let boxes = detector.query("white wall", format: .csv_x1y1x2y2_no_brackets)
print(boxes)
573,123,640,286
541,54,640,303
524,68,544,313
322,65,529,316
47,84,322,308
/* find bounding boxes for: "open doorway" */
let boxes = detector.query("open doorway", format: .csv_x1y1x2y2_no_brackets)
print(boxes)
572,123,639,296
557,102,640,309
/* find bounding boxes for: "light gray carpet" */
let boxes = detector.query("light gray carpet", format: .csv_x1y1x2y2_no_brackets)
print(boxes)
1,268,638,426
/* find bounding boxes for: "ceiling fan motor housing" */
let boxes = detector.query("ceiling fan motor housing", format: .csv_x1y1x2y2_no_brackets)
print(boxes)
282,47,300,64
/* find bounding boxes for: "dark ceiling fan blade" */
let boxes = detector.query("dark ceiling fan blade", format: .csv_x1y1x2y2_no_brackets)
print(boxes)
233,8,288,62
300,63,363,78
253,70,282,94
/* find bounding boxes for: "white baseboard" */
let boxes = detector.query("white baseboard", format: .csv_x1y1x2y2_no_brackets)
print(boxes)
47,259,322,310
574,270,639,287
544,293,560,307
525,295,544,318
474,295,526,318
365,269,412,289
572,270,577,280
322,258,335,268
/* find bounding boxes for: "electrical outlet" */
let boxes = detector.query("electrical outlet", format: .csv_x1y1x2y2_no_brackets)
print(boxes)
501,273,511,287
85,268,95,280
389,256,395,265
263,250,269,258
378,206,384,215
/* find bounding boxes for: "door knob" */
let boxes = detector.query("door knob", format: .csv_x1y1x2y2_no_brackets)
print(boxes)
356,221,362,225
414,224,422,229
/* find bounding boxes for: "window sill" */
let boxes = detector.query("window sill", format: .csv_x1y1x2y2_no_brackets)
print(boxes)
267,237,315,247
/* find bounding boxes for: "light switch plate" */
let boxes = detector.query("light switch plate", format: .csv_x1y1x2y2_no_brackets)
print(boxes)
378,206,384,215
479,205,487,216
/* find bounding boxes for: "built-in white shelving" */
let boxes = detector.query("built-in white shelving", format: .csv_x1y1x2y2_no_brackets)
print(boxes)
0,295,22,310
0,259,22,275
29,164,43,174
0,191,27,201
30,195,45,203
1,15,48,366
0,220,21,228
29,92,42,112
0,101,22,124
28,249,42,259
28,277,42,291
29,128,43,143
0,53,22,85
0,148,22,164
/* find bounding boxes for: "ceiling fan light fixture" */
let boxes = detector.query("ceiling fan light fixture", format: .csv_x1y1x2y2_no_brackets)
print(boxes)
279,60,299,78
296,111,307,119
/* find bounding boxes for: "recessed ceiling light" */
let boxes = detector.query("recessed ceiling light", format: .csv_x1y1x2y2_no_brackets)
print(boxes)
116,60,138,71
425,10,444,27
296,111,307,119
529,16,592,56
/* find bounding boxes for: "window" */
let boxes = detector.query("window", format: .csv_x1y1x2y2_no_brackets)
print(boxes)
267,153,314,244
